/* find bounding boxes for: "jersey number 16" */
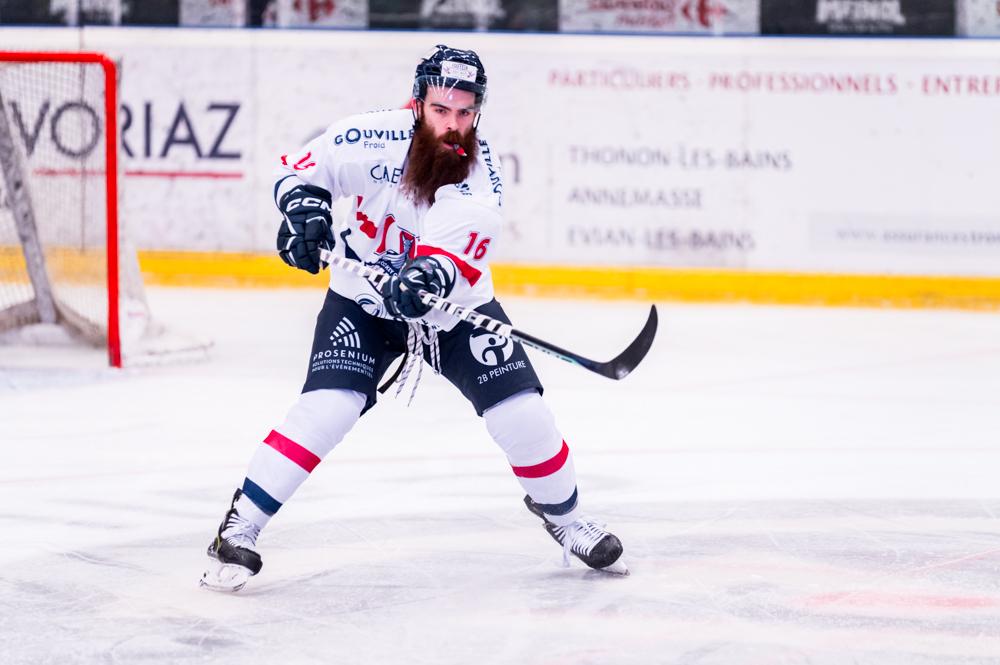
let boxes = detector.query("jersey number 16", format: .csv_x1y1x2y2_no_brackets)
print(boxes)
463,232,491,260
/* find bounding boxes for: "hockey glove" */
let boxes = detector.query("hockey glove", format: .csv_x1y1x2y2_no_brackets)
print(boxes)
276,184,335,274
381,256,455,319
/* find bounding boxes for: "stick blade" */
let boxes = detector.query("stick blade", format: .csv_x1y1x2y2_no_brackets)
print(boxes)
586,305,658,380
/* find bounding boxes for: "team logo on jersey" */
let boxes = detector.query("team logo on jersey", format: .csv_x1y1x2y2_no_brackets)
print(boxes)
329,317,361,349
374,234,416,276
455,183,471,196
469,329,514,366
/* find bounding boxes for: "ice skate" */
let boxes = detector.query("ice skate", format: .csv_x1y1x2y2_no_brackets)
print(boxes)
200,489,263,592
524,495,629,575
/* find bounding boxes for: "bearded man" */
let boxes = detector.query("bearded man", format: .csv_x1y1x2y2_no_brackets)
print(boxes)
200,45,627,592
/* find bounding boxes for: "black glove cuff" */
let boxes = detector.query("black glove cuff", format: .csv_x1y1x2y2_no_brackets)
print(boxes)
279,184,332,213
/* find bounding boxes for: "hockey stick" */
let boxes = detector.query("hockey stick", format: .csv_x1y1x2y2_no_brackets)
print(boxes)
320,251,658,380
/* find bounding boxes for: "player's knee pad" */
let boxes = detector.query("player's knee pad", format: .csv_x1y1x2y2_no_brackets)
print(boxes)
276,388,366,459
483,389,560,461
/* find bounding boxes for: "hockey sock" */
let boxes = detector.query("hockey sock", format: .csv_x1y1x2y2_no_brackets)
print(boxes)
484,390,581,526
237,388,366,528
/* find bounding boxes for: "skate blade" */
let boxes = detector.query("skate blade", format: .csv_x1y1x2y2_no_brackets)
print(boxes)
599,558,630,576
199,560,253,592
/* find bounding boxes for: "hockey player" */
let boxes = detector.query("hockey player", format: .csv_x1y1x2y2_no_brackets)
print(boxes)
200,45,627,592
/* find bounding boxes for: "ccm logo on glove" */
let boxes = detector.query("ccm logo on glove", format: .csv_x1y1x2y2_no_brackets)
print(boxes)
284,196,329,212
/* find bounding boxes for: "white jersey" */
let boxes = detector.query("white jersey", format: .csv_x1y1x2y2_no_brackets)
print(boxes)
274,108,504,332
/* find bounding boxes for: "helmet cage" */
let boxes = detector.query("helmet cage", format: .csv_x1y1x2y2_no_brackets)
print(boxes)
412,45,488,110
412,76,487,109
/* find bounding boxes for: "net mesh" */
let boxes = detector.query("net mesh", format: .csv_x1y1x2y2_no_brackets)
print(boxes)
0,55,197,366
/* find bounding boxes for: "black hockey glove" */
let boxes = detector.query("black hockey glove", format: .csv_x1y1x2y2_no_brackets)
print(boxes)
276,184,335,274
381,256,455,319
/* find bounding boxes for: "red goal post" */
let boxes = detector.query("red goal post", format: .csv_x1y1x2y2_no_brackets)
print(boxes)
0,51,123,365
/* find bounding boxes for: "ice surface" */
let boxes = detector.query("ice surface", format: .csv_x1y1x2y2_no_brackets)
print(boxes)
2,288,1000,664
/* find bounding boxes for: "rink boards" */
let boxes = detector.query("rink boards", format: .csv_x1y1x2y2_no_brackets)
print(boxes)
134,250,1000,310
2,27,1000,306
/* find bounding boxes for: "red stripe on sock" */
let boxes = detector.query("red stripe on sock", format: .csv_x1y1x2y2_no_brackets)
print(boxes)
264,430,321,472
512,441,569,479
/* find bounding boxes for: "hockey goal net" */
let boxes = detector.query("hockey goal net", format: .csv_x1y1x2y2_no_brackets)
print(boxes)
0,51,204,367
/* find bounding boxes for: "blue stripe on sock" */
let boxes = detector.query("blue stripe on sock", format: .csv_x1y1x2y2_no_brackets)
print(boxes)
538,487,578,516
242,478,282,516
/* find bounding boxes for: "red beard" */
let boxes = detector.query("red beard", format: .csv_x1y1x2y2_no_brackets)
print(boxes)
401,119,479,207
